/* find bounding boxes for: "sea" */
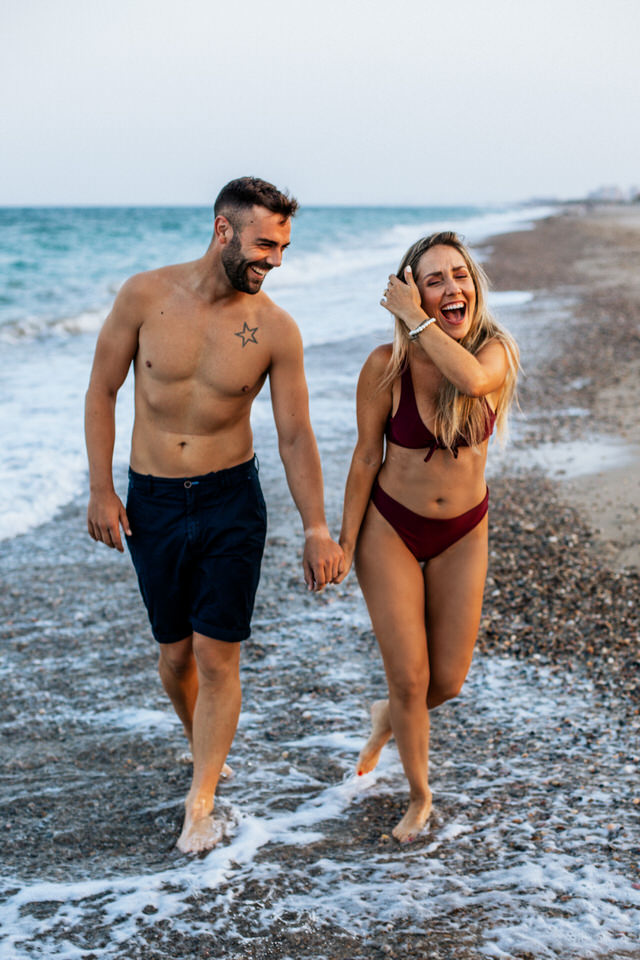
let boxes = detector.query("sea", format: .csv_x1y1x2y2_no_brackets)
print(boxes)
4,205,639,959
0,203,543,543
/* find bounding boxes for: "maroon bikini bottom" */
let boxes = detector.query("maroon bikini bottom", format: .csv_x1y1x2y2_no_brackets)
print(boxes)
371,481,489,562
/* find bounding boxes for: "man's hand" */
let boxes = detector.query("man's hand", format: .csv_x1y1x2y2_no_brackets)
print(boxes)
303,528,345,591
87,490,131,552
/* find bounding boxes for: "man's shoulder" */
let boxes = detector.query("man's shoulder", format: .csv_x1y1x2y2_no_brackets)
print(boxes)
254,292,301,340
111,266,184,324
119,265,178,300
252,290,294,323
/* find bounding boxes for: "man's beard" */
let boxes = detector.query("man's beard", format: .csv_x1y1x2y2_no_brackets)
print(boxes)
221,234,270,294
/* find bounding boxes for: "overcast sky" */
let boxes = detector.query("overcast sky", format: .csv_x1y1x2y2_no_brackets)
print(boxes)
2,0,638,206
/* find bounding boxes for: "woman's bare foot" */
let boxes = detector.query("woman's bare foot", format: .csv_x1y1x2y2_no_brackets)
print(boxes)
176,800,224,854
392,790,433,844
357,699,392,775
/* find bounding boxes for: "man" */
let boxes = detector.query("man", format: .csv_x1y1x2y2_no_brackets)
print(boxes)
85,177,343,854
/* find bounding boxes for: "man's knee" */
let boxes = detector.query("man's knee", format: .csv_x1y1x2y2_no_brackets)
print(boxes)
158,636,194,678
193,633,240,686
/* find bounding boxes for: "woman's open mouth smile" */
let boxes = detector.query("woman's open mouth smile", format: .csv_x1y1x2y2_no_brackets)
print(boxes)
441,301,467,325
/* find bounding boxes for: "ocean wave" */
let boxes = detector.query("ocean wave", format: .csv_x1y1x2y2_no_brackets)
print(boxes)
0,205,551,345
270,206,552,294
0,308,106,344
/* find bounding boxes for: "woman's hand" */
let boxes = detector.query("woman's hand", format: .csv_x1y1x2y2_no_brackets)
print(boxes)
333,540,355,583
380,267,425,329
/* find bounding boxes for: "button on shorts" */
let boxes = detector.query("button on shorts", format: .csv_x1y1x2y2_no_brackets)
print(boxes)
126,457,267,643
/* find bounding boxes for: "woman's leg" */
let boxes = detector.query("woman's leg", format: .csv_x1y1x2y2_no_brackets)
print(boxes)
357,698,393,776
356,504,432,842
424,514,488,709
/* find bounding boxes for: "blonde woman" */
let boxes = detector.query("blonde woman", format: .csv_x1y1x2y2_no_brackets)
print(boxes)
336,232,519,842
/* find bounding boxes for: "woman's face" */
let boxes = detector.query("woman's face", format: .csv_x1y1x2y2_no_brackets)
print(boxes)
414,244,476,340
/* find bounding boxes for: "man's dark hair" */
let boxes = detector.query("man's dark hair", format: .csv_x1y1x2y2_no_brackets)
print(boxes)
214,177,298,225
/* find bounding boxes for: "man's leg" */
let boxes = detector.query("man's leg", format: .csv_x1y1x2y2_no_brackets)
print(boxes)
177,633,241,854
158,636,198,745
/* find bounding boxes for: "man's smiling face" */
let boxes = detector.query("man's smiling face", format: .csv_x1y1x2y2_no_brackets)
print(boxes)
221,207,291,295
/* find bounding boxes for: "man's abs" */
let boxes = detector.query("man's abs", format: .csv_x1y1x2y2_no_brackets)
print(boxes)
130,414,256,478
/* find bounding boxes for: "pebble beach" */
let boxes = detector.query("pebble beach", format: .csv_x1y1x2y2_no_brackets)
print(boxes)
1,204,639,959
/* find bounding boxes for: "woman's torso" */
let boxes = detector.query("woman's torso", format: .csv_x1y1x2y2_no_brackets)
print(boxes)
377,349,496,518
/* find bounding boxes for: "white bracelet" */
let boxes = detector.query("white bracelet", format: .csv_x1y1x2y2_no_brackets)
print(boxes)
408,317,436,340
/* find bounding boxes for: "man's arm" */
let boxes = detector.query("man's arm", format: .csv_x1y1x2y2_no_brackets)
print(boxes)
84,278,143,551
268,315,344,590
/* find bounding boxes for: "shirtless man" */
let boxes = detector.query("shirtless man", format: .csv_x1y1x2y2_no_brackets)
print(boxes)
85,177,343,854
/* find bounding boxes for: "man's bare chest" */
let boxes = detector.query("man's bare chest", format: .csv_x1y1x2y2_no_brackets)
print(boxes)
137,308,270,399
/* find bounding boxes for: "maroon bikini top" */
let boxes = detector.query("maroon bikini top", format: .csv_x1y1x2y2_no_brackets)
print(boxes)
385,364,496,462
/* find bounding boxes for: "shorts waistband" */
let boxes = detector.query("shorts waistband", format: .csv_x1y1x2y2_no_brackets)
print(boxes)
128,455,258,494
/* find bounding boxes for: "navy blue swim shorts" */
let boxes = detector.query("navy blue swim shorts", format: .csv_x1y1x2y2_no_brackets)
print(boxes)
126,457,267,644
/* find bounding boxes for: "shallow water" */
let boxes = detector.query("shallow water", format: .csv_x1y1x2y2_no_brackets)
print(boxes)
2,203,638,958
1,482,639,959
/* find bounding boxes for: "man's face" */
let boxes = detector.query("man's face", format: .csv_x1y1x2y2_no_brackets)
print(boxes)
221,207,291,294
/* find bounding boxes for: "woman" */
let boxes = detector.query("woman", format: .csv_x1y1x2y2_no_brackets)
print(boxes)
336,232,518,843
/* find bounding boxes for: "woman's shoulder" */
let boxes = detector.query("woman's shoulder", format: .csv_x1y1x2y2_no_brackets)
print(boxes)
357,343,394,400
362,343,393,373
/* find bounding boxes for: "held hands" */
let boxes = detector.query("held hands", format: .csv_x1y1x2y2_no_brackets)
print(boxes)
380,266,424,330
333,540,354,584
87,490,131,552
303,526,345,592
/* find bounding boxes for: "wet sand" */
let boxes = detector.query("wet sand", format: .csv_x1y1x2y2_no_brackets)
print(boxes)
482,204,640,573
1,204,640,959
476,204,640,709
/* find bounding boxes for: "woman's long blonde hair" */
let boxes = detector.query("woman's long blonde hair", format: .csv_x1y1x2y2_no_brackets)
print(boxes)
381,231,519,450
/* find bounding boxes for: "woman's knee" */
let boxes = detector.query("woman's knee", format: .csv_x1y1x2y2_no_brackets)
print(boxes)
387,667,429,707
427,675,465,709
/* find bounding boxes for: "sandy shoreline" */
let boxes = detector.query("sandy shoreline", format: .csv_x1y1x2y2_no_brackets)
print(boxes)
474,202,640,710
481,203,640,573
2,205,640,959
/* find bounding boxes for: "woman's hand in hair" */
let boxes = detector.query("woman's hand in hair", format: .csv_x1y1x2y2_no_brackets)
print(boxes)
380,267,425,329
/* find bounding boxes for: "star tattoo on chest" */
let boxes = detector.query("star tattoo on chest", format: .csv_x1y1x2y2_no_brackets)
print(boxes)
235,322,259,347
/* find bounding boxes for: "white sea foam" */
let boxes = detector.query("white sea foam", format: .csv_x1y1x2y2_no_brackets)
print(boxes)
0,339,134,542
2,645,639,960
505,437,638,478
83,707,180,733
490,289,534,307
0,308,105,344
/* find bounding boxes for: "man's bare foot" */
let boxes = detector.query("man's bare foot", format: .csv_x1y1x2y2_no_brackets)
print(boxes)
176,804,224,854
176,750,233,779
357,699,392,775
392,790,433,844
